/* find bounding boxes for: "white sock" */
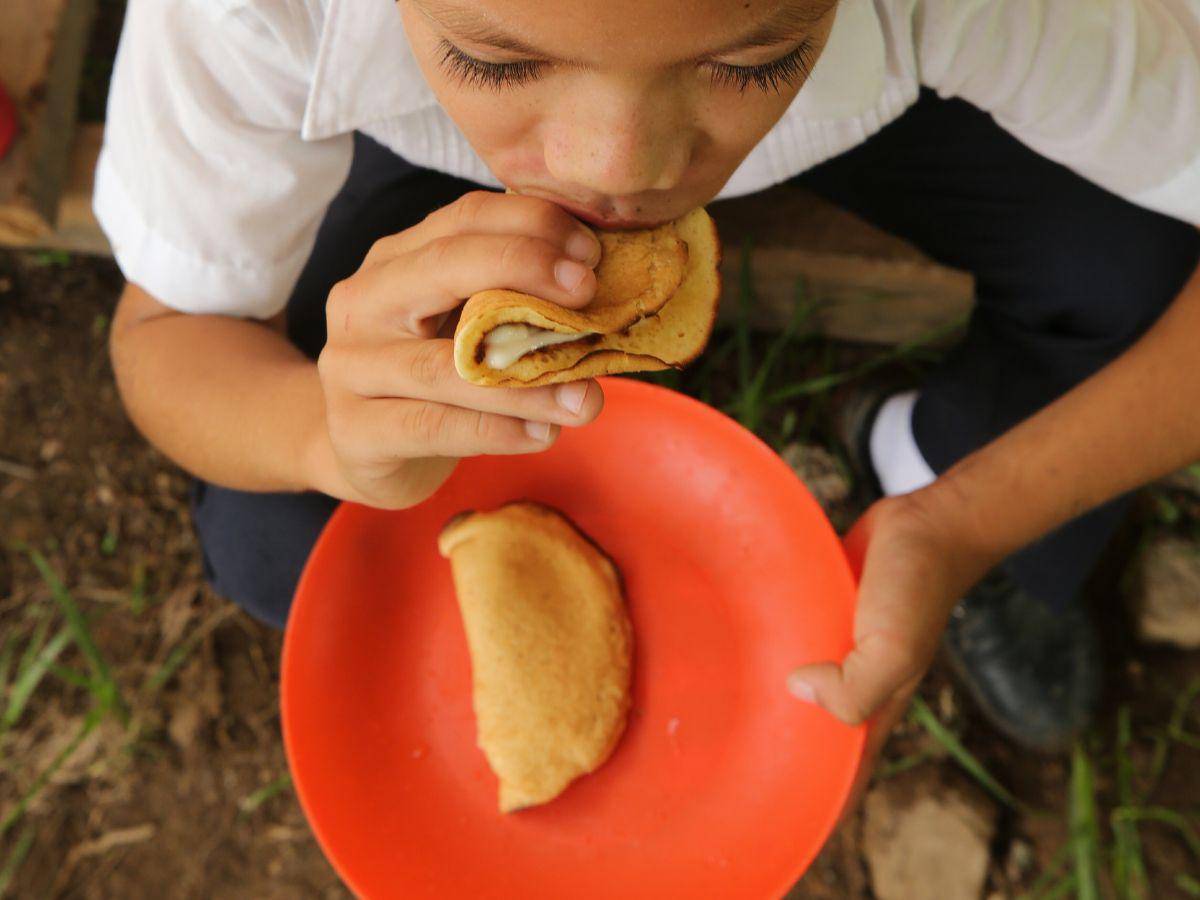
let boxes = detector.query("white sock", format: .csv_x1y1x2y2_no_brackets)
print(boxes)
868,390,937,496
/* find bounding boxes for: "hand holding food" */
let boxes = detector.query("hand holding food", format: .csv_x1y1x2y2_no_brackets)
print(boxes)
314,191,607,509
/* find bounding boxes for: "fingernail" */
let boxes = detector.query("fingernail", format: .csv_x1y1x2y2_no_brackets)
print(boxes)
555,258,588,292
555,382,588,415
524,420,553,442
566,230,599,264
787,673,816,703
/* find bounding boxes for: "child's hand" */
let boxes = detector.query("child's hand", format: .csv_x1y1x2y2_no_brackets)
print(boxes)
787,491,996,813
314,191,606,509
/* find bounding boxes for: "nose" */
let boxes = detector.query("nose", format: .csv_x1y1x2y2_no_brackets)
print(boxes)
543,80,693,196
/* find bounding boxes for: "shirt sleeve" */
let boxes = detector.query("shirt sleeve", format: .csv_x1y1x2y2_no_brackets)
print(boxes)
906,0,1200,226
93,0,353,318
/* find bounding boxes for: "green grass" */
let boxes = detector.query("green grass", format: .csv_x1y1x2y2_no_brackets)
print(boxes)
909,695,1027,812
1069,744,1102,900
239,773,293,816
1113,707,1149,899
0,824,36,896
26,548,128,726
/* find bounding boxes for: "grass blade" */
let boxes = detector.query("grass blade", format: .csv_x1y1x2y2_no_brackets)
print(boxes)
0,824,35,897
239,773,293,815
764,314,966,407
1177,874,1200,897
2,626,72,732
1069,743,1102,900
1040,873,1078,900
16,611,51,679
1020,843,1071,900
143,606,237,696
0,635,19,697
25,548,127,724
0,706,102,839
1112,806,1200,861
1142,677,1200,802
1112,707,1148,899
910,696,1024,811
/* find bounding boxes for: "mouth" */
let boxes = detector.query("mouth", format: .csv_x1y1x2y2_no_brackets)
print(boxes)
521,192,669,230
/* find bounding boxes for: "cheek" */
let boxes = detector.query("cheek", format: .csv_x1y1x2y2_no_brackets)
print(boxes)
435,90,549,175
698,90,797,156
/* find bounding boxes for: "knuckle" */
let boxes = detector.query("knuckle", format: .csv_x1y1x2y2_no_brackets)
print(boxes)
406,340,449,388
366,233,401,262
422,235,456,273
405,401,450,445
530,200,569,236
449,190,492,231
497,234,546,274
470,410,507,449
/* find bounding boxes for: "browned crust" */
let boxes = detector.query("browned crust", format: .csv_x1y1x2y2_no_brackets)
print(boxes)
453,207,721,387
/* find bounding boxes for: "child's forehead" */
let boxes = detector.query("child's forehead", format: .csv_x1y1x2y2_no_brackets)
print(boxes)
412,0,834,64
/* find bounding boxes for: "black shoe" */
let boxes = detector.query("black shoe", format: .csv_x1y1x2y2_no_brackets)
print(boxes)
833,381,1102,752
943,571,1101,752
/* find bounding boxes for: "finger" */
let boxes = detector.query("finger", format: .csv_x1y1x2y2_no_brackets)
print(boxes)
348,396,563,459
366,190,602,268
330,339,605,426
335,232,598,337
785,631,920,726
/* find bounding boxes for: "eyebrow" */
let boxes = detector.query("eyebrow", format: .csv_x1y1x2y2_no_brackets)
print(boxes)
413,1,834,62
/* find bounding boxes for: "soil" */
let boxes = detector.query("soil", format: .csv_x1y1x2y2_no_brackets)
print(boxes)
2,250,1198,899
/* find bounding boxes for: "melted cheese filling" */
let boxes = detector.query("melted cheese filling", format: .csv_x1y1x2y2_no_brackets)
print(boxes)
483,324,591,369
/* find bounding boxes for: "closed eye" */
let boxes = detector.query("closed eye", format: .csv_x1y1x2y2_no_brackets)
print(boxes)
704,39,817,93
436,37,818,94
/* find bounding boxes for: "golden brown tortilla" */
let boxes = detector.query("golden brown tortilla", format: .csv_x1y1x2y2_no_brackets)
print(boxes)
438,502,633,813
453,207,721,387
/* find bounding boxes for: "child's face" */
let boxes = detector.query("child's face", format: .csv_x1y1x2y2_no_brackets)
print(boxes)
399,0,837,226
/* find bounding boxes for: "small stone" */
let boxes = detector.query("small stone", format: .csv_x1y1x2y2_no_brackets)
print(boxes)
96,484,116,505
938,684,957,722
1127,533,1200,649
780,442,852,511
1005,838,1034,882
863,768,997,900
39,438,63,461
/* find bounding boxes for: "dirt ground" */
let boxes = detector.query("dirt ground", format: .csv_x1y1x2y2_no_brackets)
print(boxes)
2,248,1199,899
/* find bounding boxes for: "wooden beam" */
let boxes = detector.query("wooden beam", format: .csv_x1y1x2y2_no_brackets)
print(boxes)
710,184,974,345
0,0,97,244
34,121,109,254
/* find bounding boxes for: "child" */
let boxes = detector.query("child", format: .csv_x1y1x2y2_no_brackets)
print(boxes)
98,0,1200,775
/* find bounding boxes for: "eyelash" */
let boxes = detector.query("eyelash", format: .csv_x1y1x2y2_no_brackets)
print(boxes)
437,38,816,94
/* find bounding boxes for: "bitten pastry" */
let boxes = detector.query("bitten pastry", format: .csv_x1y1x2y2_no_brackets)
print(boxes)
452,207,721,387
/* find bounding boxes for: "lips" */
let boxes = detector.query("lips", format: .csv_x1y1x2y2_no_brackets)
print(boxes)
517,191,669,230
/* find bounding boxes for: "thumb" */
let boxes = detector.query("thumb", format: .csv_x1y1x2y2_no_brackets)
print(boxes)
787,635,916,727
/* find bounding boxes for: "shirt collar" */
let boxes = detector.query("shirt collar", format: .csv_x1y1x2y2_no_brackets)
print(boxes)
789,0,886,119
302,0,437,141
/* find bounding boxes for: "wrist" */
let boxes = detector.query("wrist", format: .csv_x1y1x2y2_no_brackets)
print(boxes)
895,479,1005,589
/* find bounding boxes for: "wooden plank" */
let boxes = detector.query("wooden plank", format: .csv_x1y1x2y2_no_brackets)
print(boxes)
0,0,97,244
710,184,974,344
35,121,110,254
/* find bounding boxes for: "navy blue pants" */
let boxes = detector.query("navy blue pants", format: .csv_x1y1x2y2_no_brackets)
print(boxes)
194,90,1200,629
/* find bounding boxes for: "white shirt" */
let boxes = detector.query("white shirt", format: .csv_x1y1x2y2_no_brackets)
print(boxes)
94,0,1200,319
